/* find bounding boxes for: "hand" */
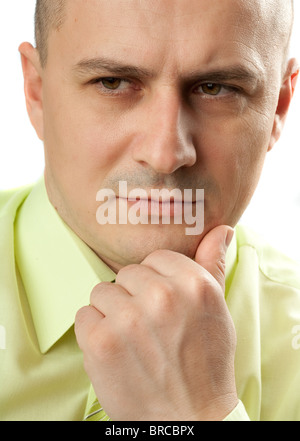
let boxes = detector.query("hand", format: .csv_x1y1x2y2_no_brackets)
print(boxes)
75,225,238,421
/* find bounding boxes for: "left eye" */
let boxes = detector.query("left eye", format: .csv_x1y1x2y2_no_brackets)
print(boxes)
100,78,125,90
197,83,234,96
201,83,222,95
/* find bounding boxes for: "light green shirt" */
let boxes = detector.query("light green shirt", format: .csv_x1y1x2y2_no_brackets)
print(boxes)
1,178,300,421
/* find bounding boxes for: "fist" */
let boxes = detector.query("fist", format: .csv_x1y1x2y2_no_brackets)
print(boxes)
75,225,238,421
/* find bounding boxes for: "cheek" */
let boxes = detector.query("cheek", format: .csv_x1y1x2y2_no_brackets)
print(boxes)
42,88,134,231
45,113,113,176
199,111,273,221
43,88,129,194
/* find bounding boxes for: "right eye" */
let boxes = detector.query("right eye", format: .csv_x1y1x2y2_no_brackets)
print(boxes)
93,77,135,95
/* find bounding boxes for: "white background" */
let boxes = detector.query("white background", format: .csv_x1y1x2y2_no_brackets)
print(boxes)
0,1,300,262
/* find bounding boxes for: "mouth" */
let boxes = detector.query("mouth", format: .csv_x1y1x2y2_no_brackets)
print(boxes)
117,196,202,218
96,184,205,234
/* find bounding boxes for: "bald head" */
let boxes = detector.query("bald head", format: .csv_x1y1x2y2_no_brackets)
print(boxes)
35,0,294,69
265,0,295,68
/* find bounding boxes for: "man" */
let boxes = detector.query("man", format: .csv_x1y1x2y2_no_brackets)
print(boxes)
0,0,299,421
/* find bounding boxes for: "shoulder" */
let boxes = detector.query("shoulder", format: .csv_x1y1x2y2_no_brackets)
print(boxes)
0,184,33,219
235,224,300,290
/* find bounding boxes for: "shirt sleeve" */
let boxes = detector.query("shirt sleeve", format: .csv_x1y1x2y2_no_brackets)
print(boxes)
223,400,251,421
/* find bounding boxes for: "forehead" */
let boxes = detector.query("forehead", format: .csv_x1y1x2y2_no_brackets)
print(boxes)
47,0,276,77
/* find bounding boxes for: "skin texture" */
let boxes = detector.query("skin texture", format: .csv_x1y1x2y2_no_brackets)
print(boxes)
19,0,298,420
21,0,296,272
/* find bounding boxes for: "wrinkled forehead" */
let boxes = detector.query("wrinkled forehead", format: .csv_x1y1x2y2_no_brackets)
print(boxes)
47,0,286,78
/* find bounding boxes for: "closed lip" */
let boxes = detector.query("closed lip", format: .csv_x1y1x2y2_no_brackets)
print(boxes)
117,197,203,204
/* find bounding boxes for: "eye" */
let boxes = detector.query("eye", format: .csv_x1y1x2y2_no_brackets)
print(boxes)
93,77,135,94
195,83,236,97
201,83,223,96
101,77,124,90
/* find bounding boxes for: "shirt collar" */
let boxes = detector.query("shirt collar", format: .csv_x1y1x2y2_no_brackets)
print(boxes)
14,177,116,354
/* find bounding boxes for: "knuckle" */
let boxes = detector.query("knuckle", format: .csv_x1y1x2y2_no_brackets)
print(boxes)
186,270,222,309
96,333,120,360
75,307,121,360
187,271,204,294
115,263,139,284
149,282,176,318
118,305,141,335
89,327,121,361
90,282,111,303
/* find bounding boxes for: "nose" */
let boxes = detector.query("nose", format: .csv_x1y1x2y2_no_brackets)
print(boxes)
132,87,197,174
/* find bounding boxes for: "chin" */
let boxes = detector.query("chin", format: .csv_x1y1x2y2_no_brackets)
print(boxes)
102,224,204,267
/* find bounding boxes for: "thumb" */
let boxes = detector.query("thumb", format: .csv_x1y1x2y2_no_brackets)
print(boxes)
194,225,234,291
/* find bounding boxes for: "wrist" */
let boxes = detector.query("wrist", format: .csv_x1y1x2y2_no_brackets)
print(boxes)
195,393,239,421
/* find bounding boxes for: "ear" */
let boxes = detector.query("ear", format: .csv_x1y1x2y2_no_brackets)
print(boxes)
19,42,44,141
268,58,299,152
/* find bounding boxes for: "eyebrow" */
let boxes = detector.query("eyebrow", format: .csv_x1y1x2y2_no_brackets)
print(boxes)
188,66,260,86
73,56,261,87
73,57,155,80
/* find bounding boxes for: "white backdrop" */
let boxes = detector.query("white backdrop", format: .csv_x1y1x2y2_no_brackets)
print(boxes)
0,1,300,262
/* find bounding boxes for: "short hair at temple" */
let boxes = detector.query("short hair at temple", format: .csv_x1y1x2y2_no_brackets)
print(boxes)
35,0,65,67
